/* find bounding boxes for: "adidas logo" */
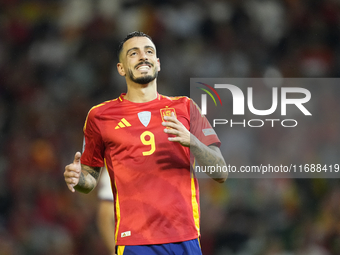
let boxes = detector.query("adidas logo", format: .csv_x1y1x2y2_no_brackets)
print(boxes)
115,118,131,129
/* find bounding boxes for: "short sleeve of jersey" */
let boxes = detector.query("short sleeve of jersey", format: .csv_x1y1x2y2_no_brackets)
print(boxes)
189,99,221,147
81,107,105,167
98,168,114,201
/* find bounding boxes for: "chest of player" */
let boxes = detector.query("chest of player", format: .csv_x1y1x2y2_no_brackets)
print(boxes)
99,106,189,155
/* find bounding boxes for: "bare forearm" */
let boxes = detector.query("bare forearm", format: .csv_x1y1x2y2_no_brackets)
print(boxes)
75,165,101,193
190,134,227,182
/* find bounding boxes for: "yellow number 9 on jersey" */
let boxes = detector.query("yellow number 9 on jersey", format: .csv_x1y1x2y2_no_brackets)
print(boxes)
140,131,156,156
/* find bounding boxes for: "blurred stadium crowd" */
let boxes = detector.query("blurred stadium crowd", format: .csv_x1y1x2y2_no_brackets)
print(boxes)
0,0,340,254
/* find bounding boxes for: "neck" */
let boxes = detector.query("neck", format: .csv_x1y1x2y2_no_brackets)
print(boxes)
124,79,158,103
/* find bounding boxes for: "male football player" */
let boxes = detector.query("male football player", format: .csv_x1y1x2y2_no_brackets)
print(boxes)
64,31,227,255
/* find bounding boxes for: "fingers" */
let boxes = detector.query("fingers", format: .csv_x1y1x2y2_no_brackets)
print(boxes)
64,152,82,192
64,165,80,192
163,127,179,135
166,131,189,147
162,113,179,129
163,112,178,123
162,113,184,135
65,176,77,192
162,113,190,147
67,183,75,193
162,121,177,129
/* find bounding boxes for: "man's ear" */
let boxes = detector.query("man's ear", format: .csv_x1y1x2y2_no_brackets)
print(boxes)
157,58,161,72
117,63,126,76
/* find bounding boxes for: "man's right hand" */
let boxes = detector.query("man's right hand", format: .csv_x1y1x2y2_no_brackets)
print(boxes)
64,152,82,192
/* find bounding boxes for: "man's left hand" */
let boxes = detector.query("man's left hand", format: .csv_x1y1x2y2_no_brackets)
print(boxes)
162,112,190,147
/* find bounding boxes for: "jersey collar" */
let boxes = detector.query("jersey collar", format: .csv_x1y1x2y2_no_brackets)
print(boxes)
118,93,161,103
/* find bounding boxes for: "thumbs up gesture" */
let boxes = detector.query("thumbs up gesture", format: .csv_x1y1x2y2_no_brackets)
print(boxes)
64,152,82,192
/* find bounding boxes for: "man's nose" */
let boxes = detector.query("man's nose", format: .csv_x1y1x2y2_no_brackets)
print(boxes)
139,51,148,61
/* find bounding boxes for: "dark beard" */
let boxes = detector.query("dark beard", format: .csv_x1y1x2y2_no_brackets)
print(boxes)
128,66,158,85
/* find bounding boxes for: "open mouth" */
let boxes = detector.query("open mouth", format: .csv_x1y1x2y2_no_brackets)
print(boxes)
137,65,151,71
135,62,153,71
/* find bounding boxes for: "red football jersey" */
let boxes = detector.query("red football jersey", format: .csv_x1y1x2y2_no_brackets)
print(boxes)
81,93,221,246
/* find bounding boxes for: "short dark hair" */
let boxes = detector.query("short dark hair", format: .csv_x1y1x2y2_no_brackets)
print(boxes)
117,31,154,60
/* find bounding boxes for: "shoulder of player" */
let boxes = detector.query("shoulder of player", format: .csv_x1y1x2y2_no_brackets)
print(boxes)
87,98,120,116
83,99,119,131
159,95,191,104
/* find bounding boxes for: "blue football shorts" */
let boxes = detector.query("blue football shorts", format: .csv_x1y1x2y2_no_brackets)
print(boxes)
117,238,202,255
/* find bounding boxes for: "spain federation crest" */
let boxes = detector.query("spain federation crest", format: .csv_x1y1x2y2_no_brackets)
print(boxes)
138,111,151,127
160,107,177,122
